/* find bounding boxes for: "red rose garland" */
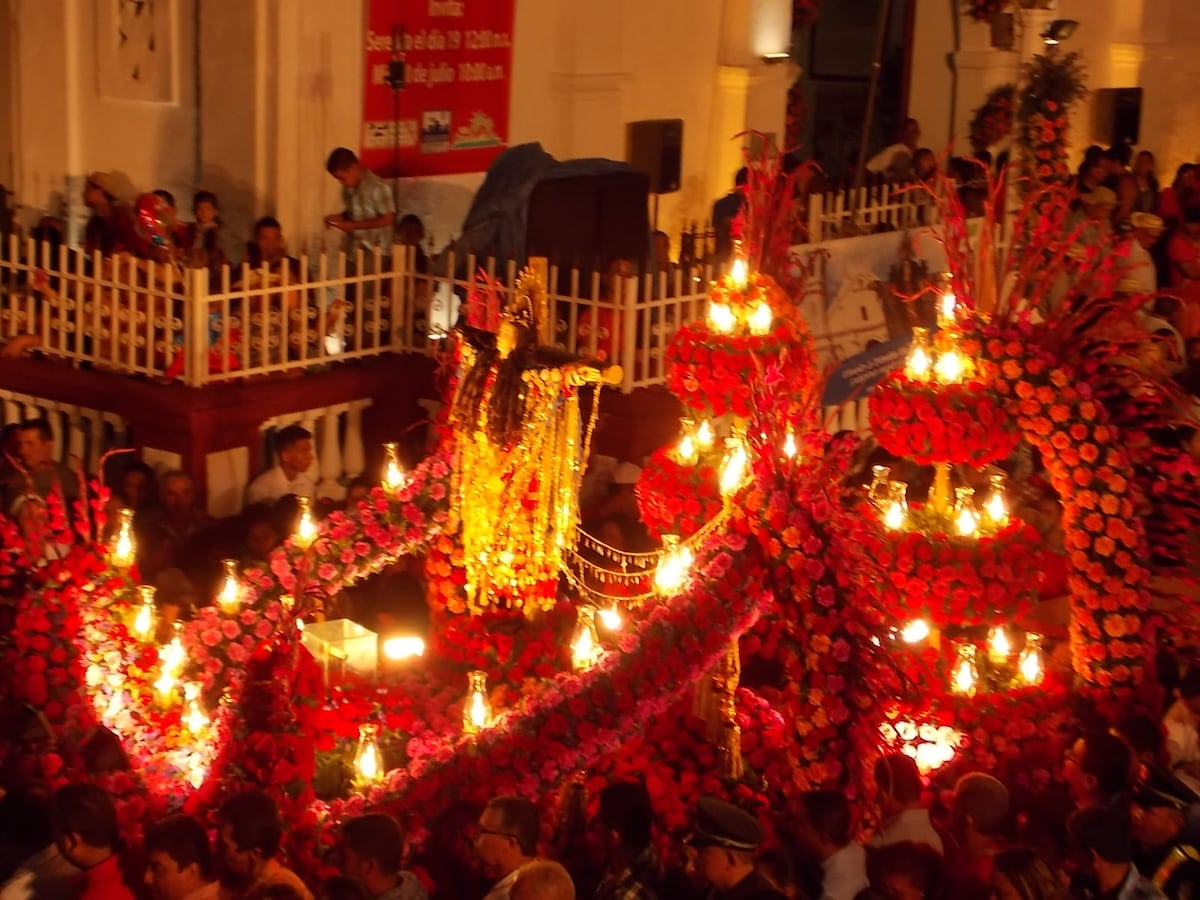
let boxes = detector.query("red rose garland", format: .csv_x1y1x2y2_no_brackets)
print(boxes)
635,448,725,539
869,371,1020,467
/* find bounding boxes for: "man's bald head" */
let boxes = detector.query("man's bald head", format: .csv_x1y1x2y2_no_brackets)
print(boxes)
511,860,575,900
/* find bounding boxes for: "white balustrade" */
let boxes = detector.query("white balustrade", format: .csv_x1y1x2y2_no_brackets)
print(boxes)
0,389,132,478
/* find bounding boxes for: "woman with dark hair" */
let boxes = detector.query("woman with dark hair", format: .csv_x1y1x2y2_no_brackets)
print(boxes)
1159,163,1197,228
1133,151,1160,214
989,847,1069,900
183,190,228,285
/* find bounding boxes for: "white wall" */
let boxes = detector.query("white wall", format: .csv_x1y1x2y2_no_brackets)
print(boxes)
0,0,15,193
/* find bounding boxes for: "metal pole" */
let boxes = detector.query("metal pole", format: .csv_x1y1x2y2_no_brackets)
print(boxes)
849,0,894,234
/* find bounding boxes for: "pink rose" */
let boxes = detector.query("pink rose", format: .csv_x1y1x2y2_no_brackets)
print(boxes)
202,629,223,648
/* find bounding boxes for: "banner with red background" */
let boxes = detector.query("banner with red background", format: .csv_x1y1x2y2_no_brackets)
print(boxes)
361,0,514,177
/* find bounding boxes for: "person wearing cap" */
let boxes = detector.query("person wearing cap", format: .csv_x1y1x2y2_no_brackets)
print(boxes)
1117,213,1166,297
796,790,867,900
684,796,785,899
1069,804,1164,900
82,172,138,257
1132,767,1200,899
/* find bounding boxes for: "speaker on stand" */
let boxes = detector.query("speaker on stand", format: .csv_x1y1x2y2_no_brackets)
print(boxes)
626,119,683,231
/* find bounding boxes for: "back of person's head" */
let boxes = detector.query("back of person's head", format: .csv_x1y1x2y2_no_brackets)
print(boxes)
1069,804,1132,864
1183,205,1200,226
275,424,311,455
342,813,404,874
145,814,213,880
318,875,371,900
511,859,575,900
953,773,1009,837
486,795,540,857
734,166,749,187
0,780,56,855
597,781,654,853
218,790,281,860
326,147,359,175
875,753,923,804
1081,731,1133,799
1179,667,1200,699
800,789,852,846
869,841,944,899
193,190,219,211
993,846,1069,900
254,216,282,235
53,783,121,851
82,726,131,775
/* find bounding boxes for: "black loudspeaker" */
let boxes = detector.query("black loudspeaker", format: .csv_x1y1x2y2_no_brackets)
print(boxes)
626,119,683,195
1094,88,1142,147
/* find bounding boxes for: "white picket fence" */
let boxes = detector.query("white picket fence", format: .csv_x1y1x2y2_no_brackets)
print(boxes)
807,181,942,242
0,236,716,392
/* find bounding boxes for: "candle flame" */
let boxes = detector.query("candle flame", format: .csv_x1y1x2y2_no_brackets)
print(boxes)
708,301,736,334
730,257,748,289
900,619,930,644
782,429,798,459
748,301,773,335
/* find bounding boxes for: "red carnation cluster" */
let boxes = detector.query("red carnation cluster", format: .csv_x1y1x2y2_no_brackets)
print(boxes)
870,371,1020,467
635,448,725,539
969,84,1014,152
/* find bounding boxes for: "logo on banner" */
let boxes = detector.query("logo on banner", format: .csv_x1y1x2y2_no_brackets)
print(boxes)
821,334,913,406
421,111,452,153
454,112,502,150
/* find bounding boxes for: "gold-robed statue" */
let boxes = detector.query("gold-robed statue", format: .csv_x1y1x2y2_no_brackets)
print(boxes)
449,267,622,614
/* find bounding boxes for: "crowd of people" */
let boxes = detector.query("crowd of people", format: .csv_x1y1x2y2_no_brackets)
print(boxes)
8,706,1200,899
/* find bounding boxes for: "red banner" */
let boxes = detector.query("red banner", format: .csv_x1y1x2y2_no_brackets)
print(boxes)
361,0,514,178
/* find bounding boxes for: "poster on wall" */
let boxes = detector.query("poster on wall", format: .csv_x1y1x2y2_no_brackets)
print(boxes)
361,0,514,177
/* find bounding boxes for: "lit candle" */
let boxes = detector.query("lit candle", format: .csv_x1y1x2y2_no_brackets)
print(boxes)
155,671,177,700
730,255,749,290
882,481,909,531
217,559,241,612
939,287,957,326
707,301,736,334
868,465,891,507
934,348,966,384
1019,634,1044,685
748,301,773,336
294,496,318,550
654,534,694,596
988,626,1012,664
984,473,1009,527
133,585,157,641
905,328,932,380
782,428,798,460
570,606,602,671
952,645,978,696
695,420,714,449
597,605,622,631
354,723,384,784
463,670,493,734
953,487,979,537
161,623,186,674
382,442,406,491
900,619,930,644
110,508,136,568
719,433,749,496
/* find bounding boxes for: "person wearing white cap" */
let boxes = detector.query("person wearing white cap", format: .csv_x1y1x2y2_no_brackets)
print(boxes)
1118,212,1166,297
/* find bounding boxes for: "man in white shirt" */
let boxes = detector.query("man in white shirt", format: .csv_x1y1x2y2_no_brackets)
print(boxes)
1117,212,1165,297
475,796,539,900
866,118,921,178
245,424,315,507
871,753,944,854
797,790,868,900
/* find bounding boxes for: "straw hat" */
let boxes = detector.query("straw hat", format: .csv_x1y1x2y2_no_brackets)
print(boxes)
1130,211,1165,233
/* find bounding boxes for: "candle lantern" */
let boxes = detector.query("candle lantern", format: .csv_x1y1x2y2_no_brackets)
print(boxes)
782,428,798,460
987,626,1013,665
984,473,1009,528
695,420,715,449
883,481,909,531
654,535,694,596
905,328,933,380
294,496,319,550
1019,633,1044,685
570,606,602,672
464,670,493,734
134,585,157,642
719,432,749,496
868,465,892,507
217,559,241,612
110,508,137,568
354,723,385,785
954,487,979,537
382,442,406,491
952,644,979,697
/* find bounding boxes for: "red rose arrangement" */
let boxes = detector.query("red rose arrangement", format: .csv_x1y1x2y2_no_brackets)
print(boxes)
877,518,1043,629
665,271,816,420
870,370,1020,467
635,447,725,539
